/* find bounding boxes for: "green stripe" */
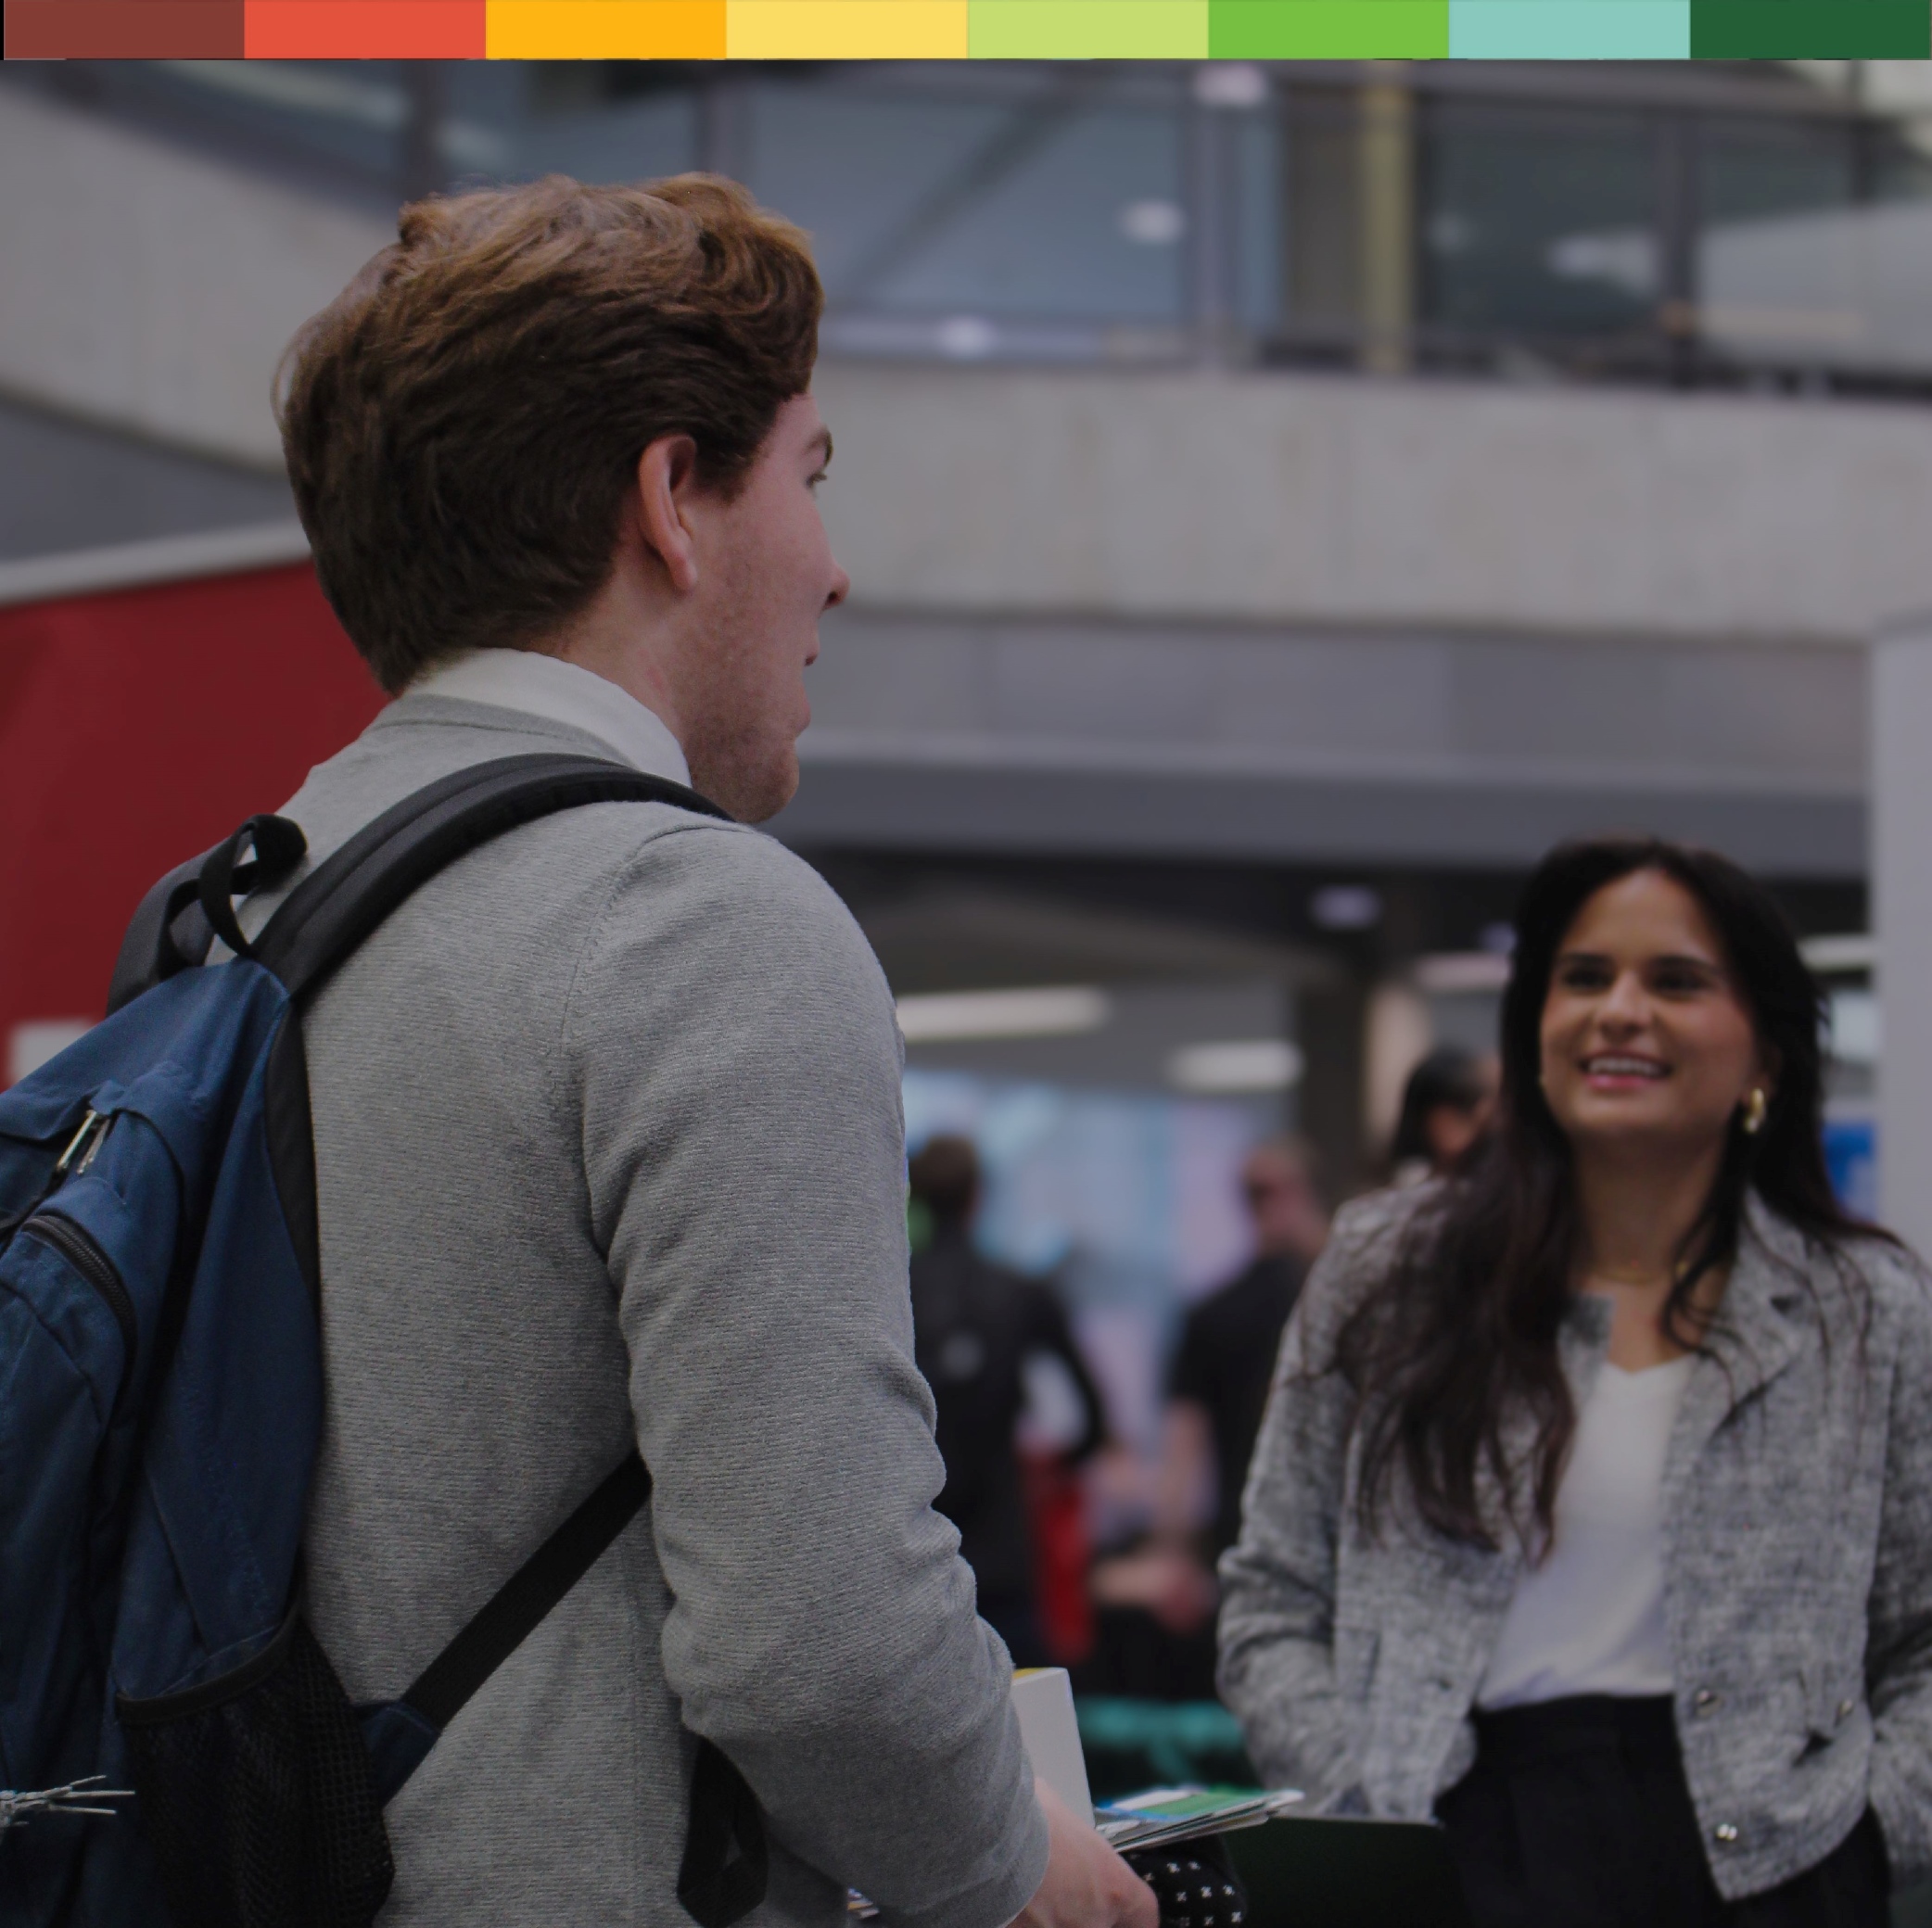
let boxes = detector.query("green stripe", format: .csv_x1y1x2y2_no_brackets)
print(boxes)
1690,0,1928,56
1209,0,1450,55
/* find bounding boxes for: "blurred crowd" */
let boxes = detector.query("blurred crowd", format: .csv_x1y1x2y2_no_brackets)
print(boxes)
906,1045,1500,1704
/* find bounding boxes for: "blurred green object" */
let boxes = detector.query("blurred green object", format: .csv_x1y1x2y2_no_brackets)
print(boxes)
1074,1698,1257,1800
906,1193,934,1254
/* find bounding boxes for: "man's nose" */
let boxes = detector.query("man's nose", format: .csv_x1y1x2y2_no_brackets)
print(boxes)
825,562,851,611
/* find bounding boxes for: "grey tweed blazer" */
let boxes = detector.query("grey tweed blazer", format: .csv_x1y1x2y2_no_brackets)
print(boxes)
1218,1185,1932,1902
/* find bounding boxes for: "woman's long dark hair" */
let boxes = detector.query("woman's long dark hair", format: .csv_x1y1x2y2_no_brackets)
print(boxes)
1339,835,1878,1554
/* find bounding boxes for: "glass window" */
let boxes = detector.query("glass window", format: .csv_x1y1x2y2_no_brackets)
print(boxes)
1695,116,1875,371
741,72,1188,328
440,64,699,187
26,60,420,202
1230,101,1283,336
1418,100,1659,339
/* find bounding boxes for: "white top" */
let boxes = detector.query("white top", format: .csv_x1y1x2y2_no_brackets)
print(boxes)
1476,1350,1696,1709
412,648,692,787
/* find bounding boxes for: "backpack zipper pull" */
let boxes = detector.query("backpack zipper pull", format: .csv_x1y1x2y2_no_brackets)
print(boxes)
54,1110,108,1180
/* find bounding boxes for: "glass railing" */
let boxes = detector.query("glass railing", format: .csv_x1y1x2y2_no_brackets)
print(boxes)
16,56,1932,394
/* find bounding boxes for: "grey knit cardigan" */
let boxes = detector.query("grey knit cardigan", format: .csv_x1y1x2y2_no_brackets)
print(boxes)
1218,1185,1932,1902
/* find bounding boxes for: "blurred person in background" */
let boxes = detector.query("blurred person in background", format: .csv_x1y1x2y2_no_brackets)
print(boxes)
909,1135,1107,1668
1222,836,1932,1928
1165,1137,1330,1563
1080,1138,1329,1700
1388,1046,1500,1187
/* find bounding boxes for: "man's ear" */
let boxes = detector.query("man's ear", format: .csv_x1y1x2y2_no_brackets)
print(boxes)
635,433,701,594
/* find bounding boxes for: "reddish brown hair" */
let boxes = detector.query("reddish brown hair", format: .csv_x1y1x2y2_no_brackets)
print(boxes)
276,173,822,692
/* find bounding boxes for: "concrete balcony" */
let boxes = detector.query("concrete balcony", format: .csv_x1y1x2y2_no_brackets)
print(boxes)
5,78,1916,876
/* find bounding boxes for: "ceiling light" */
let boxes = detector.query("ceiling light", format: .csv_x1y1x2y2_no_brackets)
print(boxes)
1801,933,1875,975
1311,885,1381,931
935,315,998,360
1193,63,1269,109
1166,1038,1304,1095
896,985,1112,1044
1413,951,1512,995
1119,199,1186,246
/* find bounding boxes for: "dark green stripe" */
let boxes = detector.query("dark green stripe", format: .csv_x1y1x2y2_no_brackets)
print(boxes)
1690,0,1929,57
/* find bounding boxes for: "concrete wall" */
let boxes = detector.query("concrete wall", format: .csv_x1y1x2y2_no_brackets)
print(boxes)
812,362,1932,647
787,605,1865,874
0,85,388,468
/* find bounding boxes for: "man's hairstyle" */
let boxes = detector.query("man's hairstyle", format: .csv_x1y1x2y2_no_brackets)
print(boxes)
276,173,823,693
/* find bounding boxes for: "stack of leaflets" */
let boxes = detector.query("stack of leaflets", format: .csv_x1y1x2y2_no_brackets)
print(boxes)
846,1788,1306,1915
1094,1786,1305,1854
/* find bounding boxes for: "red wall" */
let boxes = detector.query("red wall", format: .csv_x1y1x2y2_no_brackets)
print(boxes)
0,562,386,1071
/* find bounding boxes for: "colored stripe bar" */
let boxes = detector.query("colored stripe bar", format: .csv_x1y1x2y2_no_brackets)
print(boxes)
1690,0,1929,56
1450,1,1689,58
246,1,485,56
971,2,1208,57
730,0,968,55
6,0,1927,58
1209,1,1448,57
8,1,244,57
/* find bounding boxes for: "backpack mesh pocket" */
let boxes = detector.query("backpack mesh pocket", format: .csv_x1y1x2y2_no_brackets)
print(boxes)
118,1609,394,1928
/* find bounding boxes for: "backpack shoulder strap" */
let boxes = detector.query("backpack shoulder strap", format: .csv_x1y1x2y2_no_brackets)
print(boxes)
260,755,763,1922
401,1452,653,1733
252,753,729,1000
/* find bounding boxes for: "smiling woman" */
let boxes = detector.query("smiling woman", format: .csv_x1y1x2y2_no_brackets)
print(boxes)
1217,834,1932,1928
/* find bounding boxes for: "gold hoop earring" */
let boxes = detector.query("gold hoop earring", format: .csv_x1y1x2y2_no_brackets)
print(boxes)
1741,1088,1768,1135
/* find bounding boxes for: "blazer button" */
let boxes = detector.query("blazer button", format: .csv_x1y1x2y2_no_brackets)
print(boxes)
1714,1824,1740,1846
1838,1699,1856,1721
1693,1688,1721,1716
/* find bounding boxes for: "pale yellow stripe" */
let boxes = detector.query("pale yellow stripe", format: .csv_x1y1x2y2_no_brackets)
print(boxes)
727,0,968,57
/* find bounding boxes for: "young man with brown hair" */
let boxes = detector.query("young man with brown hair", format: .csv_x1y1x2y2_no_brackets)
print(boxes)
266,175,1156,1928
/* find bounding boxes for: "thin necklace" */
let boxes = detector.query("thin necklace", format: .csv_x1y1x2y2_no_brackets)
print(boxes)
1587,1259,1689,1287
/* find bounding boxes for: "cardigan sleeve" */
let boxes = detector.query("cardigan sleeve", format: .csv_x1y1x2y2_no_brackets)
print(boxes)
1863,1245,1932,1886
1214,1190,1416,1806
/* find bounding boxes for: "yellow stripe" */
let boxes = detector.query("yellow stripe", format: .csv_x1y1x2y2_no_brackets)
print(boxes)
726,0,967,56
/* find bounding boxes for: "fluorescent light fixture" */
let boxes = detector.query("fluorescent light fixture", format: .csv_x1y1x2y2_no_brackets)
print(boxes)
1166,1038,1305,1095
1194,63,1269,110
1119,199,1186,246
1802,933,1875,975
1414,951,1512,995
935,315,998,361
1311,885,1380,932
896,985,1112,1044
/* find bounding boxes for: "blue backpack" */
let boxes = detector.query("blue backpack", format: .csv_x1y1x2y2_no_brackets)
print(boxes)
0,754,767,1928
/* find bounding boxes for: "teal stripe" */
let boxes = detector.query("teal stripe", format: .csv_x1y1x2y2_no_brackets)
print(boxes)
1450,0,1689,57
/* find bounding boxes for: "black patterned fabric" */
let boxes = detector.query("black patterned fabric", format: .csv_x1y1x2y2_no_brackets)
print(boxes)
1123,1842,1249,1928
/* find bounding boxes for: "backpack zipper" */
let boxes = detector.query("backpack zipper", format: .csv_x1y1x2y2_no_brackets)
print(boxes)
19,1211,135,1362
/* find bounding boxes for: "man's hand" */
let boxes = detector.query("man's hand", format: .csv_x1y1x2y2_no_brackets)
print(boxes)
1012,1781,1160,1928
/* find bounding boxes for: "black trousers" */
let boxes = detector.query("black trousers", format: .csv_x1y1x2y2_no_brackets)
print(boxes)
1435,1695,1889,1928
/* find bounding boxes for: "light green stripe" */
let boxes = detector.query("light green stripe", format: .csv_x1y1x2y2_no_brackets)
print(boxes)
1450,0,1688,57
969,0,1208,56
